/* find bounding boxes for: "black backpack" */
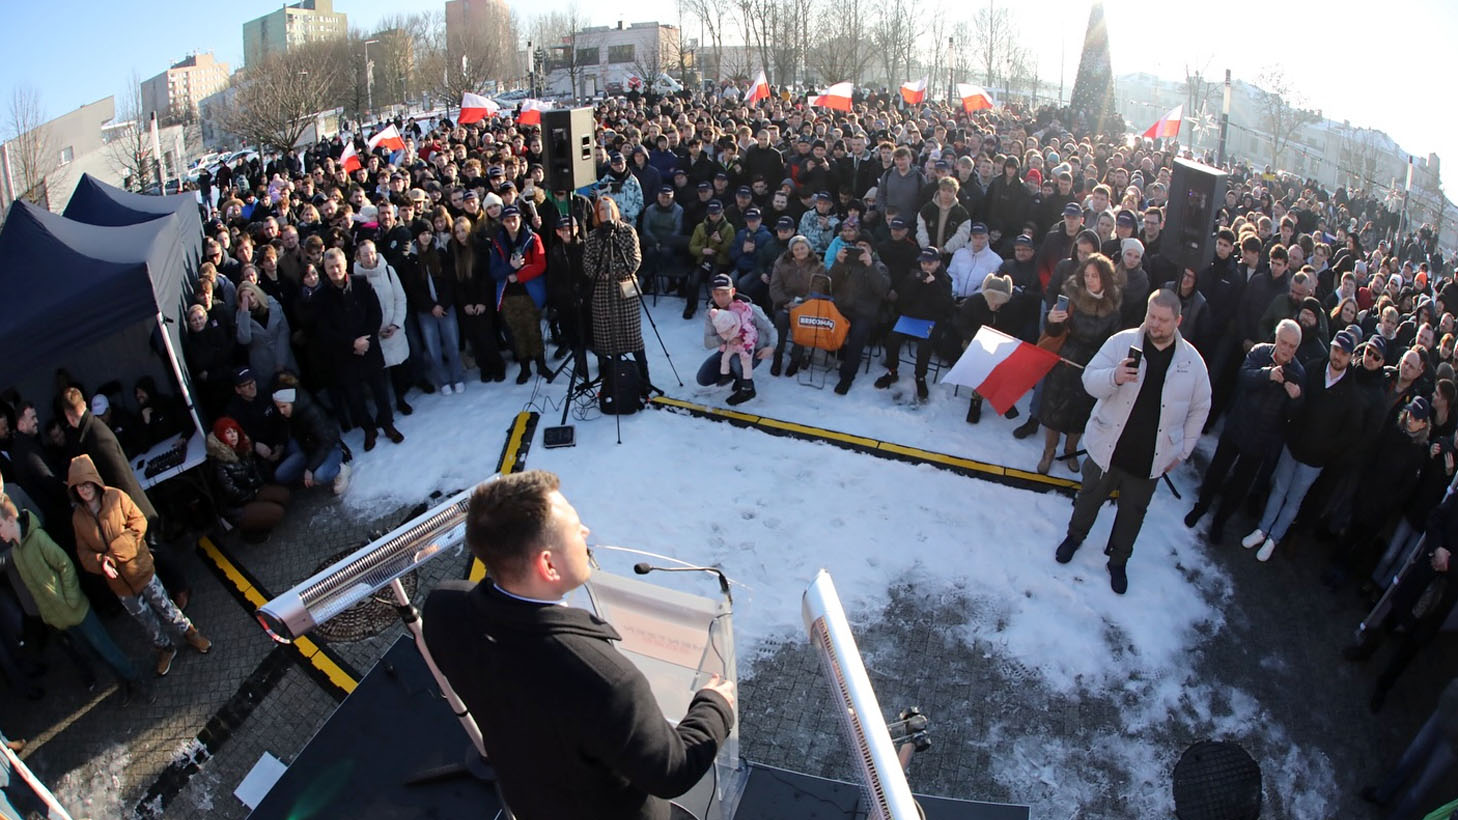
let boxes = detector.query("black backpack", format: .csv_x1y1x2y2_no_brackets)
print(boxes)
599,358,643,415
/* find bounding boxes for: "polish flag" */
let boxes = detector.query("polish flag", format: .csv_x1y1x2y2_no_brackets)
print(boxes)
339,141,361,174
517,99,549,126
1143,104,1183,139
459,92,499,124
746,70,770,104
941,326,1061,416
956,83,995,113
813,81,853,112
367,123,405,153
899,77,928,105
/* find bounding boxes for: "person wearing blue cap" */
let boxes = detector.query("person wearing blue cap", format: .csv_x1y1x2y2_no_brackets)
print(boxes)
946,221,1002,301
1242,329,1364,562
873,247,952,401
598,150,644,225
730,208,775,306
797,192,840,256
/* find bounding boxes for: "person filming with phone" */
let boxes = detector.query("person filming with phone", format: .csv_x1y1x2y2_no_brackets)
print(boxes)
1052,289,1211,595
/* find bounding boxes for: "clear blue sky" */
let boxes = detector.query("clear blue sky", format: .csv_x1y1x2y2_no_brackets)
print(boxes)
7,0,1458,198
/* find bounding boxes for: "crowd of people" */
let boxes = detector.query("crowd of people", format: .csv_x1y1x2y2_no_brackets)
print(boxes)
1,82,1455,814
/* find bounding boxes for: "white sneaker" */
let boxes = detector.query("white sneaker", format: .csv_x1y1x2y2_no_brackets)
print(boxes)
331,462,352,495
440,383,453,396
1240,529,1266,549
453,381,465,393
1256,538,1277,562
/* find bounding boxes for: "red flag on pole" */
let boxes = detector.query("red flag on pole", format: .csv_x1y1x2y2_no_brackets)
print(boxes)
956,84,995,113
941,326,1061,416
1142,104,1183,139
746,70,770,104
367,123,405,152
339,142,361,174
899,77,928,105
517,99,549,126
459,92,499,124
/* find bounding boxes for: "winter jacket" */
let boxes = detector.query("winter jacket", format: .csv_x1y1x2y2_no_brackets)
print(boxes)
689,218,735,267
67,454,153,598
1350,414,1429,522
1118,265,1151,330
983,174,1032,240
1082,328,1212,479
1284,362,1364,467
829,257,891,319
599,169,644,224
354,256,411,368
701,294,776,353
915,200,971,255
1197,253,1244,338
1236,268,1286,344
640,203,683,251
313,275,386,385
206,433,267,507
769,250,821,312
422,581,733,820
730,225,774,277
1225,344,1305,456
236,296,297,386
8,510,88,630
283,390,340,473
488,226,548,310
67,412,157,522
797,210,840,255
892,266,954,322
876,166,926,221
742,144,785,187
402,244,458,313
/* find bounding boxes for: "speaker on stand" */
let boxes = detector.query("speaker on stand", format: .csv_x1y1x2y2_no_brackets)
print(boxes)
1164,158,1230,274
541,107,597,193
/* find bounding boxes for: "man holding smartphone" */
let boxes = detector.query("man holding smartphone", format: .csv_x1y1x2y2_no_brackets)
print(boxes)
1053,289,1211,594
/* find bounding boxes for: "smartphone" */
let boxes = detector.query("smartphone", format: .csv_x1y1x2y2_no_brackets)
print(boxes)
1127,346,1143,368
1055,294,1069,312
1282,363,1298,383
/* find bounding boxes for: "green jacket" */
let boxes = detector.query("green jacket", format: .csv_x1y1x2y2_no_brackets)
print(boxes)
689,218,735,267
10,510,88,630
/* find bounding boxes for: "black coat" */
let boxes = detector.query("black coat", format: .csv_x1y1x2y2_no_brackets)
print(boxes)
1197,253,1244,338
401,246,458,313
282,391,339,472
423,581,733,820
6,432,69,523
892,267,953,322
225,392,289,450
1285,363,1363,467
68,412,157,521
313,276,385,385
1226,345,1305,456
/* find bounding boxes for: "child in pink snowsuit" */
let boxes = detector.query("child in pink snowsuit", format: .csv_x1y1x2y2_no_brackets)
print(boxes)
710,302,757,379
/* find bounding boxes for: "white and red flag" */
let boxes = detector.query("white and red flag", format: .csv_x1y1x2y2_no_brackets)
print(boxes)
746,70,770,104
1143,104,1183,139
956,83,995,113
339,141,361,174
459,92,500,124
367,123,405,152
517,99,549,126
899,77,928,105
941,326,1061,416
812,81,853,112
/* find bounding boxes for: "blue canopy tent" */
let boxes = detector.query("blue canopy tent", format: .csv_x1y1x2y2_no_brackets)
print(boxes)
0,199,203,438
63,173,202,265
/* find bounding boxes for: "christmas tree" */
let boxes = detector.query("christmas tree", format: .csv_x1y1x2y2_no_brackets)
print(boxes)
1069,2,1118,137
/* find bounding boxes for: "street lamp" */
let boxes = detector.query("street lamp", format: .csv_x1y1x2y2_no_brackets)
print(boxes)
1217,69,1231,167
946,37,955,105
363,39,380,118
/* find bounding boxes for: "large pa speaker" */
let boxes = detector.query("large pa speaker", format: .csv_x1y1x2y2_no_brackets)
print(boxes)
1164,158,1229,273
541,107,596,193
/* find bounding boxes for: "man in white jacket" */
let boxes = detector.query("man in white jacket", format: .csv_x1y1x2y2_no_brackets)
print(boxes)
1053,289,1211,594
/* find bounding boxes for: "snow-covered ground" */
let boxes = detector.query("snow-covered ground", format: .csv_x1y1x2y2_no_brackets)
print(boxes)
335,298,1338,815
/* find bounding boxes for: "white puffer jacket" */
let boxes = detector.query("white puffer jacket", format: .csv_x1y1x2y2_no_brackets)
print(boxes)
355,256,411,367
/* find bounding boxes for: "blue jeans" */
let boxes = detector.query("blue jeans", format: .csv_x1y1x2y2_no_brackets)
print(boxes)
274,440,343,486
119,574,193,649
1257,447,1323,541
696,350,758,389
418,310,466,387
1373,518,1426,588
1373,709,1456,820
70,608,138,682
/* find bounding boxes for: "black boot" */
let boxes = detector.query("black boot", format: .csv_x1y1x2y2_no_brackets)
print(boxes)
536,355,555,383
915,376,929,400
1055,535,1082,564
1183,503,1208,528
1003,405,1020,420
715,373,735,386
1107,562,1129,595
785,357,802,377
771,353,783,377
873,370,898,389
727,382,757,406
1013,417,1041,439
515,363,532,384
966,396,983,424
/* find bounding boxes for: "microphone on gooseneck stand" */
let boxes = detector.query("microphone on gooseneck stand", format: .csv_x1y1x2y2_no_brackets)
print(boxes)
632,562,733,605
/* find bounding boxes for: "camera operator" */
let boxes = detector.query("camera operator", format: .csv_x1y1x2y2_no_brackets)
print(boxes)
423,471,736,820
1053,289,1211,595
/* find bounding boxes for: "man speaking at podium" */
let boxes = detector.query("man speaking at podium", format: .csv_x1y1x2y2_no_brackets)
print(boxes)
423,470,737,819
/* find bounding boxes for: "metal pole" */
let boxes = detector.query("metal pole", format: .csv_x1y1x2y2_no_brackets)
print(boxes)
946,37,954,104
1217,69,1231,167
364,39,379,118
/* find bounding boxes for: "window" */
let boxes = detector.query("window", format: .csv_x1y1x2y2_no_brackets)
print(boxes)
608,44,634,64
58,146,73,167
576,47,599,65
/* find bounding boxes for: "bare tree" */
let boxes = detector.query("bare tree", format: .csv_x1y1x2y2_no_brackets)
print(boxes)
526,7,595,98
219,49,345,154
971,3,1012,93
1255,66,1321,171
420,2,518,107
679,0,730,85
5,85,56,208
923,15,950,103
807,0,875,87
871,0,919,90
105,71,158,192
